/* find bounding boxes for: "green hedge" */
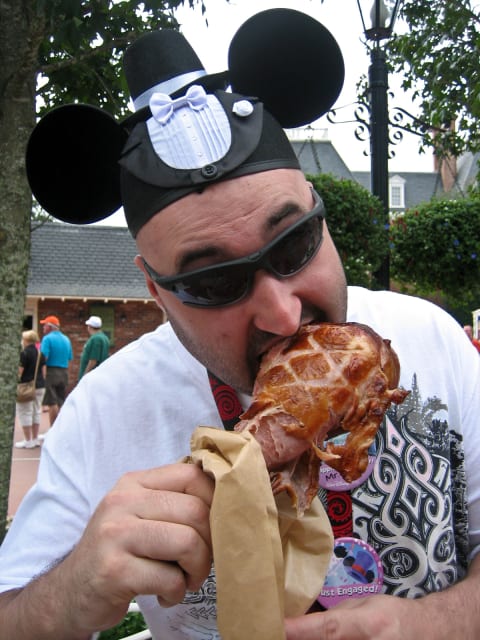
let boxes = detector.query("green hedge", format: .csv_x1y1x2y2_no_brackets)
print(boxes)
308,173,387,289
390,195,480,317
98,611,147,639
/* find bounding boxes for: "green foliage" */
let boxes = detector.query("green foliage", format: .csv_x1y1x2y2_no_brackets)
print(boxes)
307,173,388,289
387,0,480,159
36,0,205,117
98,611,147,639
390,195,480,312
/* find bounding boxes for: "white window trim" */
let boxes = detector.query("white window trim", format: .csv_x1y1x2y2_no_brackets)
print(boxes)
389,175,406,209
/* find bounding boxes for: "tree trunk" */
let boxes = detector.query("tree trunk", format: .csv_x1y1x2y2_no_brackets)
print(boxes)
0,1,45,541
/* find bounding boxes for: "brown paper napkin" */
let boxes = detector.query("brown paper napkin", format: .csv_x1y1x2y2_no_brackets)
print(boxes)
189,426,333,640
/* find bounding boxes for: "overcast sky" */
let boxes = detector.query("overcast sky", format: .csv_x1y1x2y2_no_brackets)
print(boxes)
174,0,434,173
99,0,434,226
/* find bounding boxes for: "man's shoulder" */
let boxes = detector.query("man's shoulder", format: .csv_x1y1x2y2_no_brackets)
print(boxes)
347,286,459,338
100,322,200,376
91,332,110,349
40,333,52,351
347,286,451,318
120,322,175,357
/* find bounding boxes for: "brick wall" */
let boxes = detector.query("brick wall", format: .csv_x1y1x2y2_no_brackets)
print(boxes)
36,299,165,390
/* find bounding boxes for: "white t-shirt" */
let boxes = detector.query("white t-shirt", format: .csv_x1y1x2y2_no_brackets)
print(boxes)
2,287,480,639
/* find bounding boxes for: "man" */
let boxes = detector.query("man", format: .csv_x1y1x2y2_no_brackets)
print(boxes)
78,315,110,379
39,314,73,426
1,10,480,639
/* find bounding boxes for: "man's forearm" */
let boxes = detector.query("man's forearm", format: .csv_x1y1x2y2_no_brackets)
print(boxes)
85,360,98,374
420,552,480,638
0,569,91,640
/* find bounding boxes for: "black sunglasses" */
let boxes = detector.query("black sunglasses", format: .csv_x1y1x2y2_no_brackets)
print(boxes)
142,189,326,308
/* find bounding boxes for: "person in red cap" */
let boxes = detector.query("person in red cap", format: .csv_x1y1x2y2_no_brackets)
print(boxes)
39,314,73,428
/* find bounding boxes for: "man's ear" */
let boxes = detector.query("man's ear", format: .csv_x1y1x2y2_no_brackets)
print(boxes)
134,255,167,312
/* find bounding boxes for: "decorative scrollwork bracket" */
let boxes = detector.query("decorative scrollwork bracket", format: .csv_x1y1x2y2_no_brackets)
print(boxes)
326,97,434,159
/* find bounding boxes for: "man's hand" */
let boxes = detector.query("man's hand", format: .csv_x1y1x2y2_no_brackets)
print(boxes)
285,562,480,640
285,596,411,640
0,462,214,639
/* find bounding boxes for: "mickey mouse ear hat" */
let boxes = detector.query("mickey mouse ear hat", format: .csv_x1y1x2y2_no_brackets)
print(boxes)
26,8,344,237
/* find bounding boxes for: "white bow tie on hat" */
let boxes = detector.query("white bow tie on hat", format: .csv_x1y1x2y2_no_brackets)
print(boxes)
149,85,208,125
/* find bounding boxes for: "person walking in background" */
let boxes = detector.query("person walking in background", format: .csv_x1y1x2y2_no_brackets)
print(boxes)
78,315,110,379
15,330,46,449
463,325,480,353
39,315,73,428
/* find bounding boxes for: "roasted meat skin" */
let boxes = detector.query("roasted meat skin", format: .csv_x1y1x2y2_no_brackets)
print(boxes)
235,322,409,514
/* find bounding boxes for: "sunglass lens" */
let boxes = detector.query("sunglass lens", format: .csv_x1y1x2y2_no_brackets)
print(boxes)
270,217,322,276
176,267,250,306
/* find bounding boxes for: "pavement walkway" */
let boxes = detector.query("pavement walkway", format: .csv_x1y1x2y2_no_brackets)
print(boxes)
8,409,50,517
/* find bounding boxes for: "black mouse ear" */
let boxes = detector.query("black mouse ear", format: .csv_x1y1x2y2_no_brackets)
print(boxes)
26,104,128,224
228,8,345,128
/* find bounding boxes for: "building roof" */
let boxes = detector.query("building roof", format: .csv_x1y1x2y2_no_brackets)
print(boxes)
291,139,354,180
352,170,445,209
290,128,478,209
28,222,150,300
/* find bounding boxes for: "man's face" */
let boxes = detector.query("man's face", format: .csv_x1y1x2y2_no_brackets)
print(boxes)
135,169,347,393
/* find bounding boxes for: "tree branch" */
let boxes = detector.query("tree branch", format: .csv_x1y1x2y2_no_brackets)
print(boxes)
38,31,140,76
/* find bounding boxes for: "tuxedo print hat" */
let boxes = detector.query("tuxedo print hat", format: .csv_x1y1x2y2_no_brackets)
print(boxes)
26,9,344,237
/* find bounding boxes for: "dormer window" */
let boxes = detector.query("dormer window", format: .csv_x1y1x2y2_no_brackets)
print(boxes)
389,175,405,209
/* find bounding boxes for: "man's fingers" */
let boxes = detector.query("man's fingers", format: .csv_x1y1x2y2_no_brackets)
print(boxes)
79,463,215,606
102,530,212,607
104,485,212,546
105,465,214,548
125,519,213,588
121,462,215,506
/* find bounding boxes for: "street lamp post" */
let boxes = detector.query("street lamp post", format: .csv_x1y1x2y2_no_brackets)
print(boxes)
356,0,402,290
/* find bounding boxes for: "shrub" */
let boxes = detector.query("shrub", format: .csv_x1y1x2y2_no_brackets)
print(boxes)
98,611,148,639
390,196,480,309
308,173,388,289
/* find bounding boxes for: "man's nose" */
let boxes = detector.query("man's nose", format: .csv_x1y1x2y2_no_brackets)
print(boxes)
248,270,302,336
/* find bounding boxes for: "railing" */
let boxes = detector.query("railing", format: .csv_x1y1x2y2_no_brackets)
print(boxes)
120,630,152,640
119,602,152,640
92,602,152,640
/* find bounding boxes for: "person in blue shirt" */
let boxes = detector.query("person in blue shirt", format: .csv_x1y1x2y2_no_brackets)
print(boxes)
39,314,73,427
